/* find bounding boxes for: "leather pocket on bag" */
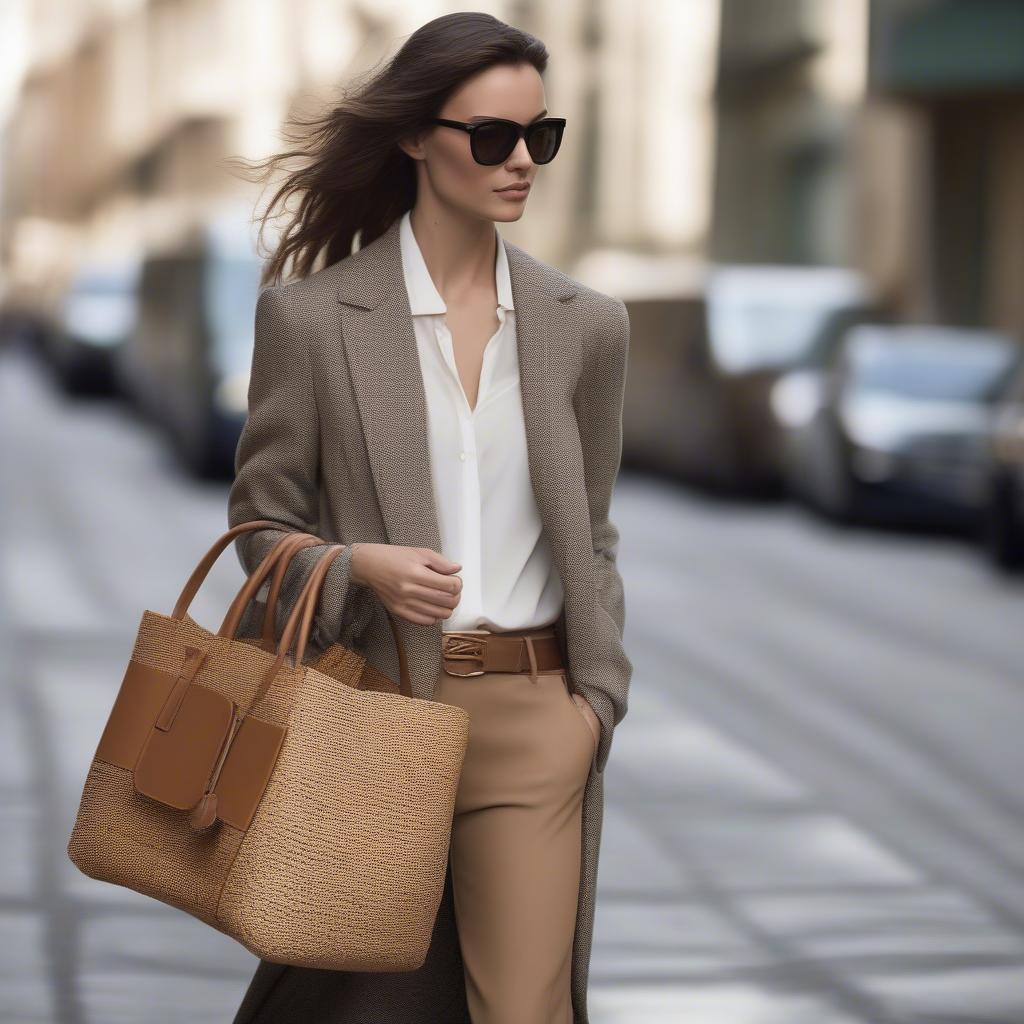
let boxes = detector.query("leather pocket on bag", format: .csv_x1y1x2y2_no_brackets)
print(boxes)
133,683,236,810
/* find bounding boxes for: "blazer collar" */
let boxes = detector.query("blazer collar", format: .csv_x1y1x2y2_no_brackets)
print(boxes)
333,215,587,600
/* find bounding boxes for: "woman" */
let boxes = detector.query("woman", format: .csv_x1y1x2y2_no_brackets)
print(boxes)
227,12,632,1024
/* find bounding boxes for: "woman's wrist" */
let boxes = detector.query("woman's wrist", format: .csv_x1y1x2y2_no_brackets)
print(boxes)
349,542,368,587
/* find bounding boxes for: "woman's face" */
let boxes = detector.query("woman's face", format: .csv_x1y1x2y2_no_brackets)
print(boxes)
402,62,550,225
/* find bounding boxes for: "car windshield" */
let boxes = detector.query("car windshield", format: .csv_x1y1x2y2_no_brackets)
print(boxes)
851,340,1020,402
64,267,139,342
710,302,836,371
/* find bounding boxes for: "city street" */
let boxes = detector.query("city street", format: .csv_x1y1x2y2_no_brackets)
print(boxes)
4,343,1024,1024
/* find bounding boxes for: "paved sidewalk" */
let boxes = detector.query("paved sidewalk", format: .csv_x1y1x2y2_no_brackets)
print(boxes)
4,345,1024,1023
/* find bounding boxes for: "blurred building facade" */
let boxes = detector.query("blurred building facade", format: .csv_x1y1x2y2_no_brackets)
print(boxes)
703,0,1024,345
0,0,721,312
3,0,1021,362
711,0,869,268
864,0,1024,339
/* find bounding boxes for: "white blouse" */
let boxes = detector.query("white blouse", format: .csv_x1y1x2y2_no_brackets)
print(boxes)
398,209,564,632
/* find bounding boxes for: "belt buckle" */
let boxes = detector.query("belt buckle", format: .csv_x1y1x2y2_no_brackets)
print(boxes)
442,633,486,676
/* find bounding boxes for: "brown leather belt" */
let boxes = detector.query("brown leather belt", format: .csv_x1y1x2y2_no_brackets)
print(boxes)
441,626,564,684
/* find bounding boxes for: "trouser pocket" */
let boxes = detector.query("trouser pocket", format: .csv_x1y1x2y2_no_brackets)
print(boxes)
558,672,600,752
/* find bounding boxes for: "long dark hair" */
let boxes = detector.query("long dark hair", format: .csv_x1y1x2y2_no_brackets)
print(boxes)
233,12,549,287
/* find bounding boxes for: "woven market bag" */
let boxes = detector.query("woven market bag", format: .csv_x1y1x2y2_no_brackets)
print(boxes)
66,520,470,972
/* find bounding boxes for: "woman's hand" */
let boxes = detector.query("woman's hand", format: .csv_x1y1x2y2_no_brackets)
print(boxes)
350,543,462,625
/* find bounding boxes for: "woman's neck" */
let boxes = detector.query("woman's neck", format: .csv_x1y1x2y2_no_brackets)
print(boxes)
407,203,498,307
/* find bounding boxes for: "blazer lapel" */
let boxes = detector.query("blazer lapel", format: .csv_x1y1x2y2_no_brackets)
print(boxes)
503,240,598,609
335,218,440,555
335,216,589,605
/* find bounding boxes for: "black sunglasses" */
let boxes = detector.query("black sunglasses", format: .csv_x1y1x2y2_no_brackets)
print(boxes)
431,116,566,165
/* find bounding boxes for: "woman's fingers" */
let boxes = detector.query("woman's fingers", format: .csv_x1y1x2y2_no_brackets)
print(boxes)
365,546,464,625
409,579,460,608
385,572,461,624
400,564,461,610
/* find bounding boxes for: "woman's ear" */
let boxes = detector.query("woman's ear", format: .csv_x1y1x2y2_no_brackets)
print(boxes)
397,127,429,162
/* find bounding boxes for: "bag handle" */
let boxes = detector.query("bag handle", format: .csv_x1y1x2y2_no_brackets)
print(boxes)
175,522,415,710
241,544,345,717
278,540,413,700
172,519,293,621
216,529,321,644
260,534,323,647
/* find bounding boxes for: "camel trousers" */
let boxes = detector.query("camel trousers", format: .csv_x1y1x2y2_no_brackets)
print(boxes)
432,627,599,1024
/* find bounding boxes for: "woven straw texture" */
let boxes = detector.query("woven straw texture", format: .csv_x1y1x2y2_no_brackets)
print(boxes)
227,214,632,1024
67,604,470,971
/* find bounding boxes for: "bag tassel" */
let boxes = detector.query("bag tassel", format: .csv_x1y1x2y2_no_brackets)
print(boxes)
189,790,218,830
189,708,242,832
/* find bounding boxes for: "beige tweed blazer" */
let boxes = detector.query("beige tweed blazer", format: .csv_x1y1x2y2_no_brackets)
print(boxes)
226,213,631,1024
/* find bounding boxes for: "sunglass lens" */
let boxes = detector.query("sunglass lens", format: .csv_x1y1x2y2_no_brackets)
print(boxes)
527,121,562,164
472,121,519,164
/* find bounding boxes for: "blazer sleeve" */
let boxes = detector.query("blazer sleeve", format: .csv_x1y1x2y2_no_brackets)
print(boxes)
227,284,377,654
572,295,634,772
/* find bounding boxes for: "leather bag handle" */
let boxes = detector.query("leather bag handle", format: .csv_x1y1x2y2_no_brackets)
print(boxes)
173,522,415,709
216,530,322,643
242,544,345,717
278,540,413,700
261,534,323,647
172,519,292,621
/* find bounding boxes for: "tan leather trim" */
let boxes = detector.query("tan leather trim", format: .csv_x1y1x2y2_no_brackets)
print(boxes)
154,646,207,731
214,716,288,831
93,653,288,831
133,682,236,810
94,659,180,770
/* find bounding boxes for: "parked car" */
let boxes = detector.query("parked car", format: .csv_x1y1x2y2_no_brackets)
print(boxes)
981,358,1024,570
116,218,263,478
780,324,1022,527
771,304,896,507
702,264,873,493
46,258,141,395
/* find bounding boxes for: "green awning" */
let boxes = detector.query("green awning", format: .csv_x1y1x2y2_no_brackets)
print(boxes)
874,0,1024,95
